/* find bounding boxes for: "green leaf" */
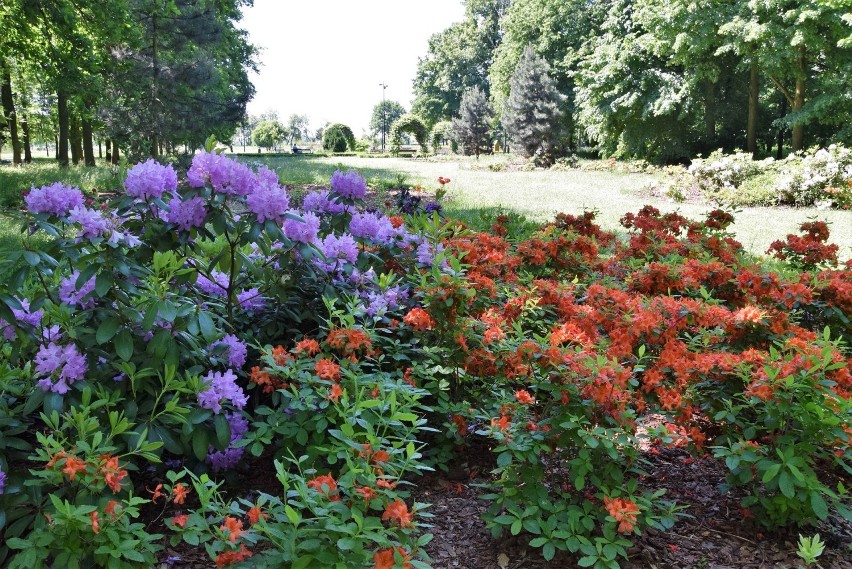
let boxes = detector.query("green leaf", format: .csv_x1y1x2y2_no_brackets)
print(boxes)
577,555,597,567
810,492,828,520
198,312,216,342
214,414,231,449
762,463,782,483
542,542,556,561
96,318,120,344
778,471,796,498
191,429,210,462
95,272,113,297
114,329,134,361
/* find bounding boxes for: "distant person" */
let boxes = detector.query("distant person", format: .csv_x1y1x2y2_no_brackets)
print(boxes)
292,144,300,154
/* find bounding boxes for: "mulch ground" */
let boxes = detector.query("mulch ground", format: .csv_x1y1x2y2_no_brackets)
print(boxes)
154,445,851,568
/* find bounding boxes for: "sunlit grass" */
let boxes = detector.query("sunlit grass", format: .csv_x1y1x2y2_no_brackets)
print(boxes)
0,158,123,208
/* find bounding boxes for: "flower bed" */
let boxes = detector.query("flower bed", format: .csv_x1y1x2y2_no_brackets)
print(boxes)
0,151,849,568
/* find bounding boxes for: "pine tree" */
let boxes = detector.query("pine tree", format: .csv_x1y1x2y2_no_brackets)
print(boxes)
502,45,563,166
452,86,494,158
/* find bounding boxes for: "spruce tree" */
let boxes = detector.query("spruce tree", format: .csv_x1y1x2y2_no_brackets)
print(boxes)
502,45,563,166
452,86,494,158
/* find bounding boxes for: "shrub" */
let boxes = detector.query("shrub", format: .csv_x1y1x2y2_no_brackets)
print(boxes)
322,123,355,152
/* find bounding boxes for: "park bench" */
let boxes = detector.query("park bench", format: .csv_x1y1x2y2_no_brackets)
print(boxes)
291,146,313,154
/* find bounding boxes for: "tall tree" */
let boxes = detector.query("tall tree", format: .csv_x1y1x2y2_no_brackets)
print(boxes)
452,85,494,157
370,100,405,145
502,46,563,165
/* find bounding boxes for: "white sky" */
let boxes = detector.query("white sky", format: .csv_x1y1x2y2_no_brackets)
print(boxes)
240,0,466,137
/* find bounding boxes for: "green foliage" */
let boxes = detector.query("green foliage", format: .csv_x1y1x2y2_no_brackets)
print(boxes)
451,86,494,158
502,46,563,166
322,123,356,153
389,115,430,155
429,120,455,153
252,120,287,150
370,100,406,141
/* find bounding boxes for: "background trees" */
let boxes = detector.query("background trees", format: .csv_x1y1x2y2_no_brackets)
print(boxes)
0,0,256,165
252,120,287,151
452,86,494,157
414,0,852,162
369,100,406,149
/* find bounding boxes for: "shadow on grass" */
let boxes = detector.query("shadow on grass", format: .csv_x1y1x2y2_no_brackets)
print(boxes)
0,159,123,208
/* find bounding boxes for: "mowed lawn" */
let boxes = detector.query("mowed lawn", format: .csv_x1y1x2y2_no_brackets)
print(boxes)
253,155,852,258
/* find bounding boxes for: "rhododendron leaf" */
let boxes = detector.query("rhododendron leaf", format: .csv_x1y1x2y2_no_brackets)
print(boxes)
779,472,796,498
95,272,112,297
76,264,98,290
198,312,216,342
44,393,63,415
811,492,829,520
214,413,231,449
158,300,177,323
762,463,781,483
22,251,40,266
543,543,557,561
96,318,120,344
191,429,210,462
115,329,133,361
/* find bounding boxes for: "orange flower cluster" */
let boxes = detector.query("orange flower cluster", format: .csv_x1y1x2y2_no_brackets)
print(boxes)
403,307,436,331
47,452,128,493
603,496,641,533
373,546,412,569
307,473,341,501
215,544,252,568
382,499,414,527
325,327,374,358
315,358,341,381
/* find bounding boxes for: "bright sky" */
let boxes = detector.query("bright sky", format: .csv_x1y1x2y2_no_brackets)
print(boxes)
240,0,466,137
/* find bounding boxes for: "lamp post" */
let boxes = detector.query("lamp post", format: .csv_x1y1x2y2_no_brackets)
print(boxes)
379,82,388,152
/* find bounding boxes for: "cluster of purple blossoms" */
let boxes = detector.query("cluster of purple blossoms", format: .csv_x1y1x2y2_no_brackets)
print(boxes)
329,170,367,200
196,270,229,295
362,285,409,317
0,466,6,494
197,369,248,414
237,288,266,311
34,342,88,394
59,271,97,308
207,412,249,472
124,159,178,200
423,201,443,214
164,195,207,231
302,189,345,215
349,212,397,245
416,240,445,266
25,182,85,216
315,233,359,272
187,151,256,196
68,205,110,239
283,210,320,244
245,179,290,223
0,297,44,340
211,334,248,368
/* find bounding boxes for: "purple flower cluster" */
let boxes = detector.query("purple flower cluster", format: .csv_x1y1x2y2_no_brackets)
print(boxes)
164,196,207,231
237,288,266,312
329,170,367,200
283,210,320,244
35,342,88,394
208,412,249,472
246,178,290,223
197,369,248,414
349,212,397,245
68,206,110,239
196,270,229,295
363,285,409,317
315,233,359,272
124,159,178,200
0,466,5,495
59,271,97,308
0,297,44,340
302,189,345,215
424,201,443,214
211,334,247,368
187,151,256,196
25,182,85,216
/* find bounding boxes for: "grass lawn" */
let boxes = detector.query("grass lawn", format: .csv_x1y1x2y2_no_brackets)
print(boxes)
2,154,850,258
248,154,852,257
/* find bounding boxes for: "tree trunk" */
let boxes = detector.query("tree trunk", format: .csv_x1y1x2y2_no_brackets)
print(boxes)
98,139,102,158
70,114,82,164
703,79,717,151
776,94,787,160
747,62,759,158
1,63,22,165
21,113,32,163
111,142,120,164
82,116,95,167
790,48,805,152
57,91,70,167
105,138,112,162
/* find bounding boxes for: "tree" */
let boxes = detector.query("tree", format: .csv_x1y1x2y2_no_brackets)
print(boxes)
389,115,429,155
452,86,494,157
286,114,310,144
252,120,287,151
322,123,355,152
369,100,405,148
502,46,563,165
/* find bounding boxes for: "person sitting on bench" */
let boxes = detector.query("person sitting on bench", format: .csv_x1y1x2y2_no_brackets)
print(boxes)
292,144,300,154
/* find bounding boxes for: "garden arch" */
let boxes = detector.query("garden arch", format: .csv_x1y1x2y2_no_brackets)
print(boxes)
389,114,429,155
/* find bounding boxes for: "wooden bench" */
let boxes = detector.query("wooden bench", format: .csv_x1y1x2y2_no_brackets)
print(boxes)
291,147,313,154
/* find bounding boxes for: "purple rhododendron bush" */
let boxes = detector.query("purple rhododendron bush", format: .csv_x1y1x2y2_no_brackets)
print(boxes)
0,150,850,569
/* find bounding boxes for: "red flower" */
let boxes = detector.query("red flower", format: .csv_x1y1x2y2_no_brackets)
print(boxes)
356,486,377,503
437,176,451,185
171,483,189,505
104,500,121,519
60,455,88,481
403,307,436,331
99,455,128,493
307,473,339,498
514,389,534,405
382,499,414,527
148,483,165,503
220,516,246,543
374,547,412,569
170,514,189,528
246,505,268,525
491,415,511,431
315,358,341,381
215,544,253,567
328,383,344,402
294,338,321,356
604,496,640,533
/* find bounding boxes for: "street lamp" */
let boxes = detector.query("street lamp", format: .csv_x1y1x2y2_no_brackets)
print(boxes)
379,82,388,152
